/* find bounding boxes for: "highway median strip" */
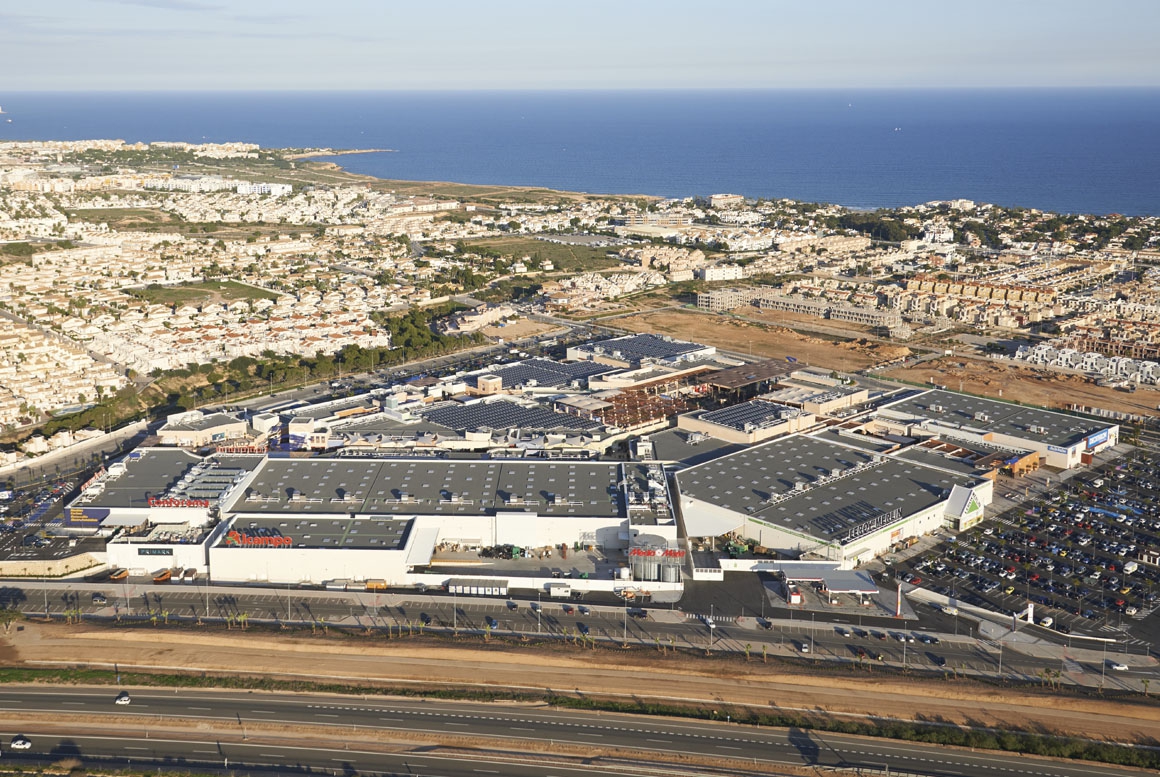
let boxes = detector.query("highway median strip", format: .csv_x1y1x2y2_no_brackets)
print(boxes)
0,665,1157,771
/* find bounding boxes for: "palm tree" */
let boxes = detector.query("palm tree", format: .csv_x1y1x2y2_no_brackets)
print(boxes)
762,644,767,664
744,643,752,662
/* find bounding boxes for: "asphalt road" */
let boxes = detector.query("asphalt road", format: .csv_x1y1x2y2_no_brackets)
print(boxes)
0,687,1146,777
8,582,1159,692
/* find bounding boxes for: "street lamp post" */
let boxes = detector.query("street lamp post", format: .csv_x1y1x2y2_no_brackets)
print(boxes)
1101,641,1107,688
537,592,542,634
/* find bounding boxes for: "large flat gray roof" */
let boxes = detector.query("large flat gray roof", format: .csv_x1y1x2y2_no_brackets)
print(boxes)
221,515,412,550
880,389,1112,448
74,450,265,509
894,447,986,477
676,434,978,543
288,395,380,421
643,428,744,467
81,449,203,509
229,457,628,518
162,412,244,432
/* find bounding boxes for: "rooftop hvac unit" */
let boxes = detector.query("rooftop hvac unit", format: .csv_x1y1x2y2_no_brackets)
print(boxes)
793,480,809,491
974,412,991,422
930,404,945,413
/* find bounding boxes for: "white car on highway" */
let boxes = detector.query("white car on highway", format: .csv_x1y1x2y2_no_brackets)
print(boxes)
9,735,31,750
1110,661,1129,671
115,691,132,705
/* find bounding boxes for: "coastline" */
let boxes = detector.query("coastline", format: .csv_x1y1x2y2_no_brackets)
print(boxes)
285,148,394,160
308,154,662,203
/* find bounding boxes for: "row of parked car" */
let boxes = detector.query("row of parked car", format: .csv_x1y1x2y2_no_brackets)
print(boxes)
901,455,1160,636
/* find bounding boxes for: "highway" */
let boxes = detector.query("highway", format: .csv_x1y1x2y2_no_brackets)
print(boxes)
0,687,1148,777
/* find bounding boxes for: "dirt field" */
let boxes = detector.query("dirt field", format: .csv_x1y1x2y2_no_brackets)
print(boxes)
613,309,910,371
5,621,1158,746
881,357,1160,417
480,317,564,341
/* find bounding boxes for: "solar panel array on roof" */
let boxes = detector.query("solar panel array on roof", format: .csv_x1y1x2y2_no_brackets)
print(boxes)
423,401,602,433
700,400,800,431
581,334,706,363
472,359,615,389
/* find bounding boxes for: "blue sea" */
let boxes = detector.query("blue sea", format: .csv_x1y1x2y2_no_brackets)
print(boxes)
2,89,1159,216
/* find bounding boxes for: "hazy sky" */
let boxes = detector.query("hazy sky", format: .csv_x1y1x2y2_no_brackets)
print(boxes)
6,0,1160,91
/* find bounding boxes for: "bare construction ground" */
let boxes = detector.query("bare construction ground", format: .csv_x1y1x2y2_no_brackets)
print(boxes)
4,621,1159,746
612,309,910,371
881,357,1160,417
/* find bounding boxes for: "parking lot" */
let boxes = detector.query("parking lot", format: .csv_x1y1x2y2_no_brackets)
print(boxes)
896,450,1160,648
0,478,105,565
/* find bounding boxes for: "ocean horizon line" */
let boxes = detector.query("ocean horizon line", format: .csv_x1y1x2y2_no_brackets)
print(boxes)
5,85,1160,95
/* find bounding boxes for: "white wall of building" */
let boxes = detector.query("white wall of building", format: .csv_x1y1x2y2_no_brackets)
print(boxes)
106,541,210,574
208,546,412,585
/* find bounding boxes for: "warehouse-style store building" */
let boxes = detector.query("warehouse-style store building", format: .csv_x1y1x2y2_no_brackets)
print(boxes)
210,456,678,586
674,434,993,565
877,389,1118,470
